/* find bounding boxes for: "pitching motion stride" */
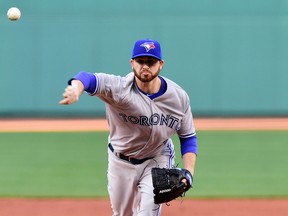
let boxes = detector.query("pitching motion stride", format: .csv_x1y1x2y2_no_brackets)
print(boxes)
59,39,198,216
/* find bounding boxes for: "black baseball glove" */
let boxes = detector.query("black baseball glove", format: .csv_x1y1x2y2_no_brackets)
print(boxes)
151,167,193,204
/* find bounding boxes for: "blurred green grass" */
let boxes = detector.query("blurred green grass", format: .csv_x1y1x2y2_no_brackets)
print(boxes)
0,131,287,198
193,131,288,198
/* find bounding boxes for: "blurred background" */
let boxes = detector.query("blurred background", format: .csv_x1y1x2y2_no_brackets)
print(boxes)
1,3,288,214
1,0,287,118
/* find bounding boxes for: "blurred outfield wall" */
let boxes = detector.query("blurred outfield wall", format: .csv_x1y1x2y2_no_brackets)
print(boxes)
1,0,288,117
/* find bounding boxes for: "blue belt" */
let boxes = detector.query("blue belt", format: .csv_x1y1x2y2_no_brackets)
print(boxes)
108,143,152,165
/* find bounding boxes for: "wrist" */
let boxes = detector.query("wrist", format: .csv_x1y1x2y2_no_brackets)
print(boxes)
185,170,193,187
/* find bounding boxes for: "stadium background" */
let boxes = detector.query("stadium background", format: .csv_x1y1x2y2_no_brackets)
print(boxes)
1,0,288,118
1,1,288,215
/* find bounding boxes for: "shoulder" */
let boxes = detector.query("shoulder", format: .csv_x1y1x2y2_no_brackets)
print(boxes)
94,72,134,89
161,76,189,98
94,72,135,102
96,72,134,84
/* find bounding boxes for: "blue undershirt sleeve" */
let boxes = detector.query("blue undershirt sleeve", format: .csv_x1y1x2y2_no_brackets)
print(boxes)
179,136,198,156
68,71,97,94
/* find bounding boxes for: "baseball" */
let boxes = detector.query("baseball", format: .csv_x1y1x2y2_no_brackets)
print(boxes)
7,7,21,21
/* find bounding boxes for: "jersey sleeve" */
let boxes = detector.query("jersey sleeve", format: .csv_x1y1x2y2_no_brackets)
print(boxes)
177,94,198,155
68,71,97,94
177,96,196,137
92,72,134,104
179,135,198,155
69,71,132,104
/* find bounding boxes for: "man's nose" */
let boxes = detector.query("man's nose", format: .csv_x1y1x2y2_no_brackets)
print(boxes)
142,64,150,69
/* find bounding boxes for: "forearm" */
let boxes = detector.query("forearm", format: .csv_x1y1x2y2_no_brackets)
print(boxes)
71,79,85,96
70,72,97,94
183,152,197,176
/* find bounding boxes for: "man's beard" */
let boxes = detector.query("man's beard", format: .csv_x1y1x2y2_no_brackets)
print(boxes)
133,68,160,83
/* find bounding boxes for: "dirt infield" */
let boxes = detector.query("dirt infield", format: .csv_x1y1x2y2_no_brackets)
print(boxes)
1,117,288,132
0,118,288,216
0,198,288,216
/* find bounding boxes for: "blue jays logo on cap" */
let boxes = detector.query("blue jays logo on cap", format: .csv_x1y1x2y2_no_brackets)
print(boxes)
140,42,155,52
131,39,162,60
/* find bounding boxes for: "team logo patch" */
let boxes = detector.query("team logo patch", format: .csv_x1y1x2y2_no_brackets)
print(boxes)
140,42,156,52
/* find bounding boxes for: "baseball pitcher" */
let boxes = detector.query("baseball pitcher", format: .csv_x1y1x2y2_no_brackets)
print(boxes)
59,39,198,216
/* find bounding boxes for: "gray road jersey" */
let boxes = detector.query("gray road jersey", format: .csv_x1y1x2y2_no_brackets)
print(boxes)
92,72,196,159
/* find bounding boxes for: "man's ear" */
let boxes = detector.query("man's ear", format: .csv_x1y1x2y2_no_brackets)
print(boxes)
130,59,134,69
160,60,165,70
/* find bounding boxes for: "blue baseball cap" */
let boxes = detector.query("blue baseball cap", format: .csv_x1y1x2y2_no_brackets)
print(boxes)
131,39,162,60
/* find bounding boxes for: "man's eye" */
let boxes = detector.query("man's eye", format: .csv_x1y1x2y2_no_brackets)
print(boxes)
148,61,156,65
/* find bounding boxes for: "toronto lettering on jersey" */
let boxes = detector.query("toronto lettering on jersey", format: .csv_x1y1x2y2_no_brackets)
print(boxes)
119,113,181,129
